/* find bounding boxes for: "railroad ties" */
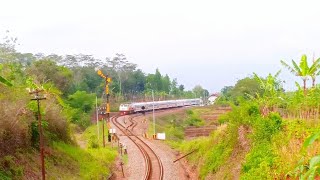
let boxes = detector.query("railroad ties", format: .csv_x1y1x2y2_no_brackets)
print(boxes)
111,115,164,180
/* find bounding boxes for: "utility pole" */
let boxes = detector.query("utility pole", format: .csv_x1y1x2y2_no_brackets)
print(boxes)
152,90,155,138
29,89,46,180
97,69,112,147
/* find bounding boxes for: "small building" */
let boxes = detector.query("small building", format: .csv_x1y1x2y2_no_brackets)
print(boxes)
207,93,219,105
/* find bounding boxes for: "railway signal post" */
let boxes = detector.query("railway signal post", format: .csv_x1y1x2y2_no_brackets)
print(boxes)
96,69,112,147
29,89,46,180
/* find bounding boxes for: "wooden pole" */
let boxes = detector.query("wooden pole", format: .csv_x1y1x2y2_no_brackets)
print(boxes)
30,89,46,180
102,117,105,147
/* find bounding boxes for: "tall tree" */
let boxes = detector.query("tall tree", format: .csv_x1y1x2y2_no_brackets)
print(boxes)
170,78,179,97
154,68,163,91
231,77,263,101
106,53,137,95
162,74,171,94
178,84,185,92
0,31,18,63
26,59,73,92
192,85,205,98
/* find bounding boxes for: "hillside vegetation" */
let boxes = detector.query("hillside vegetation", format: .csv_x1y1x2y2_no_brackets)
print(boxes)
149,55,320,179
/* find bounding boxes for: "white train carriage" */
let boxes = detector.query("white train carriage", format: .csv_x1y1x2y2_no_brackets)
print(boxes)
119,98,202,115
119,104,134,115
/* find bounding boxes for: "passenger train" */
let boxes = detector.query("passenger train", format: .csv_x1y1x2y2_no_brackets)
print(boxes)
119,98,202,115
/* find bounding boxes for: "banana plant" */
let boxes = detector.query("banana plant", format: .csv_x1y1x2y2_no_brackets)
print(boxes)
0,64,12,87
288,131,320,179
281,55,310,94
309,57,320,88
253,71,283,115
302,131,320,179
253,70,281,97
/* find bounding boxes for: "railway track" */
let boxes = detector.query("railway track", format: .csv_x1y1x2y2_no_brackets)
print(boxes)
111,115,164,180
126,114,139,131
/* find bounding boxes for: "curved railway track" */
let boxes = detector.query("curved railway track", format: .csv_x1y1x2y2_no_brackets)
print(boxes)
111,115,164,180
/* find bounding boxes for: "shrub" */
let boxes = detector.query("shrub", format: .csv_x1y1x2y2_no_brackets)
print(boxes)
241,143,275,179
185,109,205,127
0,87,32,156
53,141,117,178
252,113,282,142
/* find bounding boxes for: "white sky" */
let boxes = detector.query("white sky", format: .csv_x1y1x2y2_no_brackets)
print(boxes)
1,0,320,92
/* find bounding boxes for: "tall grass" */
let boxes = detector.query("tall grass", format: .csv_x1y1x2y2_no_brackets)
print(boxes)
52,141,117,179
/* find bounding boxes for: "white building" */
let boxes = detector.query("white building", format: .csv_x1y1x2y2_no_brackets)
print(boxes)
207,93,219,105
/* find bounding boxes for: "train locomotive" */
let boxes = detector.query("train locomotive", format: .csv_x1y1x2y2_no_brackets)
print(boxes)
119,98,202,115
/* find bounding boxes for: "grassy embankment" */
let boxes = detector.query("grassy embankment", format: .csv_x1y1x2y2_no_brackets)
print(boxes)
0,124,117,180
148,105,320,179
146,107,206,144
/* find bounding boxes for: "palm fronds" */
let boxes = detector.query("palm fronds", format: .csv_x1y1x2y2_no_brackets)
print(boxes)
0,75,13,87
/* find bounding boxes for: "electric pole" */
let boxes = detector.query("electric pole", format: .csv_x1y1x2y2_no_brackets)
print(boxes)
29,89,46,180
152,90,155,138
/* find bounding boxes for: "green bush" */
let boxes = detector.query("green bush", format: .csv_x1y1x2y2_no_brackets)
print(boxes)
217,114,229,124
185,109,205,127
212,101,284,179
252,113,282,142
61,91,96,129
241,143,275,179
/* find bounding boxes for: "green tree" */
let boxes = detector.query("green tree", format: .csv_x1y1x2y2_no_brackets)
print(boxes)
162,74,171,94
67,91,96,113
170,78,180,97
193,85,205,98
179,84,185,92
154,68,163,91
106,53,137,96
231,77,262,100
219,77,263,105
26,59,73,93
0,31,18,63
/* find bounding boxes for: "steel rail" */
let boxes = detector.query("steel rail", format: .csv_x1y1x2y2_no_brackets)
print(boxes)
111,115,163,180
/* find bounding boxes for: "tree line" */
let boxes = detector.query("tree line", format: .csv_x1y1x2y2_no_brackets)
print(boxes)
0,34,209,130
0,35,209,102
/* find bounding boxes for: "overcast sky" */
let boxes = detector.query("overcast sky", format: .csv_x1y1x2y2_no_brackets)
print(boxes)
1,0,320,93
